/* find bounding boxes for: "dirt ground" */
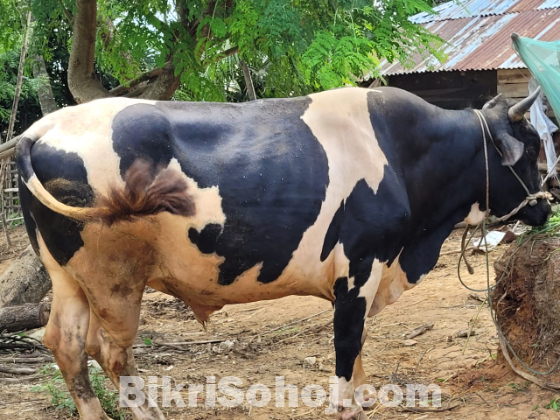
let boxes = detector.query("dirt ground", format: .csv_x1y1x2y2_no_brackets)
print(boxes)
1,225,559,419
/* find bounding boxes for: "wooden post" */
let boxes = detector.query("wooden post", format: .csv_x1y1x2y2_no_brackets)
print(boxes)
242,61,257,101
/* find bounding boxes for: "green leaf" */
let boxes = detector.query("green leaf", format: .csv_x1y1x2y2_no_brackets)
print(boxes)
210,18,228,38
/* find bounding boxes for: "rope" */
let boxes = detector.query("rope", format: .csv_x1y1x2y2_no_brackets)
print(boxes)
456,110,559,376
494,191,552,223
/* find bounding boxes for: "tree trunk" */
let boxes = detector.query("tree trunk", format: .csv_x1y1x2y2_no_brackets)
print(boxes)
68,0,181,102
139,61,181,100
0,303,50,332
0,246,51,308
67,0,112,103
32,55,58,115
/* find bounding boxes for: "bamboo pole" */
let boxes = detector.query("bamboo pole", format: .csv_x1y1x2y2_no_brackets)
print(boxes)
1,11,32,247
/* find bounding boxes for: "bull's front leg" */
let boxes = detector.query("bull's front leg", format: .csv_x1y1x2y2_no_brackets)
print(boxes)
330,259,382,420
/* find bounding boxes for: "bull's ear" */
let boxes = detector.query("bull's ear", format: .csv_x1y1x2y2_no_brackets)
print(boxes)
483,94,502,110
497,133,524,166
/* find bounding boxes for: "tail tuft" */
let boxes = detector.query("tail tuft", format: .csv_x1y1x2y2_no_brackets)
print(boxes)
98,159,196,225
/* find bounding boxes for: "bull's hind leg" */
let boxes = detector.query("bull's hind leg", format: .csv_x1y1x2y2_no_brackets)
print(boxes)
74,238,164,420
331,259,382,420
38,237,108,419
86,308,163,420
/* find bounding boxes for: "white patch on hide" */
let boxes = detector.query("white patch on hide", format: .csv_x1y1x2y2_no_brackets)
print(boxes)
464,203,486,225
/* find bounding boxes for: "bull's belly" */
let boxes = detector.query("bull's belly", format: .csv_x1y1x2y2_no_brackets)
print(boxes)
68,211,418,324
68,212,337,322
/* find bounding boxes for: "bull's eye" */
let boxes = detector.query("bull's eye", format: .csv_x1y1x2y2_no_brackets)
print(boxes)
526,148,537,160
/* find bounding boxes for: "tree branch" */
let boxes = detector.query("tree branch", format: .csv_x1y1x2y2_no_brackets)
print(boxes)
125,85,149,98
57,0,73,24
109,67,163,96
67,0,112,103
98,17,114,49
215,46,239,61
138,61,181,100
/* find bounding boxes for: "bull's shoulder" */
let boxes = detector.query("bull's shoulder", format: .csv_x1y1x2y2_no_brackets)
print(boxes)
321,169,411,268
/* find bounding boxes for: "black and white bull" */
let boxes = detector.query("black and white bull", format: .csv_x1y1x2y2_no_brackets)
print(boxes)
16,87,550,420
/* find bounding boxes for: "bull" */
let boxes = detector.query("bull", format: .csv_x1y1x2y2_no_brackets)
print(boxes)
15,86,550,419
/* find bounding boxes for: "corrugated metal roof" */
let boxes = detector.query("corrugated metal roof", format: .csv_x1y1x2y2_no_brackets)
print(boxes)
539,0,560,9
411,0,558,24
379,6,560,76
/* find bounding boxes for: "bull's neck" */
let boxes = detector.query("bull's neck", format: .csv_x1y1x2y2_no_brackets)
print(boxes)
398,107,487,232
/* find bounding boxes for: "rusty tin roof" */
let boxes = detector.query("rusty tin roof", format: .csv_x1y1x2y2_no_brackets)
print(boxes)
379,0,560,75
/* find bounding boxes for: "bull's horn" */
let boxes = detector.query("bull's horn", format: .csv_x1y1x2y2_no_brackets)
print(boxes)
508,86,541,122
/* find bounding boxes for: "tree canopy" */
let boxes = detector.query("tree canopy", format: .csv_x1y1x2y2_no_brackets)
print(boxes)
0,0,445,131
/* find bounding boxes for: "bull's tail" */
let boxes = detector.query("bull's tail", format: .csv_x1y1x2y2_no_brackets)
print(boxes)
16,135,196,224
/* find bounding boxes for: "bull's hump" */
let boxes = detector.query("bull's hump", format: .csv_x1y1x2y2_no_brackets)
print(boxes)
298,87,391,266
302,88,388,194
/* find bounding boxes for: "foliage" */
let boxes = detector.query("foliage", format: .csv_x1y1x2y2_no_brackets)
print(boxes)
31,364,127,419
18,0,443,102
0,44,42,136
0,0,445,130
31,366,77,413
0,0,78,134
545,397,560,412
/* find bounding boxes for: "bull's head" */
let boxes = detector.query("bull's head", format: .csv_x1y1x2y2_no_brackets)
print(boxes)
481,88,551,226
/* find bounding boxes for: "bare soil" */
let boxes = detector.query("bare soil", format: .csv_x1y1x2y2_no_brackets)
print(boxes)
1,226,559,419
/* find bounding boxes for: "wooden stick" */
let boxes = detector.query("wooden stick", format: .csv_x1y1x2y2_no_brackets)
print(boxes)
261,309,331,336
0,374,44,383
440,247,474,256
405,323,433,340
132,338,224,348
400,405,460,413
242,61,257,101
469,292,485,302
0,137,19,155
0,356,54,363
0,365,36,374
273,319,332,344
414,346,433,373
6,12,31,142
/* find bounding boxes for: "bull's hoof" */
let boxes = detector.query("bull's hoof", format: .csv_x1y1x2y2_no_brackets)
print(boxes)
336,406,367,420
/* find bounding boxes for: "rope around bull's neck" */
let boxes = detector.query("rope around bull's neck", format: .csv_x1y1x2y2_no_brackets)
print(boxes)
455,110,559,377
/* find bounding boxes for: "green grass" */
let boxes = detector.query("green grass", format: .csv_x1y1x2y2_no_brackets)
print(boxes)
31,365,128,419
524,208,560,238
545,397,560,412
